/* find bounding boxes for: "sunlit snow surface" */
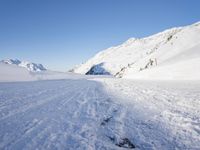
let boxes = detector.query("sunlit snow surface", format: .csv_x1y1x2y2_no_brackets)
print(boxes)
74,22,200,80
0,78,200,149
1,21,200,150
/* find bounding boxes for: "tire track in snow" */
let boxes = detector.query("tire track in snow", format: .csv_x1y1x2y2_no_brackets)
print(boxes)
0,81,80,121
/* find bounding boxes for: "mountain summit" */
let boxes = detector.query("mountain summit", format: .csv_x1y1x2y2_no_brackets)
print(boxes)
73,21,200,80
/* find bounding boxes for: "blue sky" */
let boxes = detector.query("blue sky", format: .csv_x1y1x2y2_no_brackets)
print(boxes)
0,0,200,71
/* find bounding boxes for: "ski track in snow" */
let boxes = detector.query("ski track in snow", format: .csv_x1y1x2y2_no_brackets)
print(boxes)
0,79,200,149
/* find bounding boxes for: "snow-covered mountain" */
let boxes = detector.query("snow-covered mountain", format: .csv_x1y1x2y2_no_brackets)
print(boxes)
0,62,89,82
1,59,47,72
73,21,200,80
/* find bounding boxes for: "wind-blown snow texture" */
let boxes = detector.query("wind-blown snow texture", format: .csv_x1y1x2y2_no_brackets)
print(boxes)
1,59,47,72
0,78,200,149
73,22,200,80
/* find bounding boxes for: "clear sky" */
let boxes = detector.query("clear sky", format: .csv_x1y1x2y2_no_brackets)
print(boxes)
0,0,200,71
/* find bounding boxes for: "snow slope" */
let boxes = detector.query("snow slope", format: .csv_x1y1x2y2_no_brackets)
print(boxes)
0,63,35,82
1,59,47,72
0,63,86,82
0,63,110,82
73,21,200,80
0,78,200,149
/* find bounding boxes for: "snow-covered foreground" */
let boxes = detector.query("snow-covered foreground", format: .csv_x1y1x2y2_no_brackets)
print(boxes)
0,78,200,149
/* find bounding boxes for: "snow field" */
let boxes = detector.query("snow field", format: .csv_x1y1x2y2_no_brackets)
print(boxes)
0,78,200,149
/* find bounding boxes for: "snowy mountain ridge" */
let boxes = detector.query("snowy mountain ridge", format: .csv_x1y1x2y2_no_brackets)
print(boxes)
73,21,200,80
1,59,47,72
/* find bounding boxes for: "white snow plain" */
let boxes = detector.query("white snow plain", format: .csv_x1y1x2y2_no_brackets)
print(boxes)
0,76,200,149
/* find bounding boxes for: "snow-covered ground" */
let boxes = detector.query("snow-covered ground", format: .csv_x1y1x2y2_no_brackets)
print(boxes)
98,78,200,149
0,78,200,149
1,21,200,149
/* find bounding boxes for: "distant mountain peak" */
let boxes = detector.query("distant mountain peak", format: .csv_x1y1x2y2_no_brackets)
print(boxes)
1,59,47,72
2,59,21,65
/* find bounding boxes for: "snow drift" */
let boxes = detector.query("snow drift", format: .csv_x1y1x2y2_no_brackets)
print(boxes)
0,62,110,82
73,21,200,80
0,62,87,82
